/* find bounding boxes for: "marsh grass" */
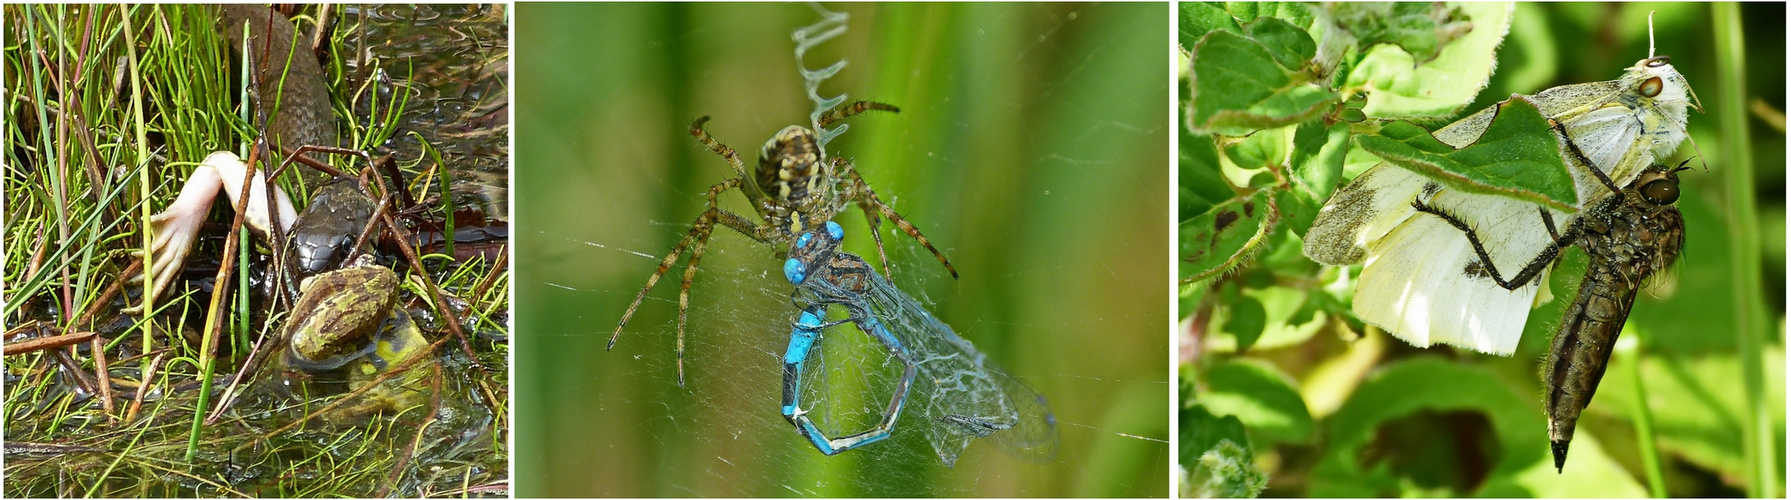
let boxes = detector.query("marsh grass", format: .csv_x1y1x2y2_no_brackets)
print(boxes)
4,5,508,497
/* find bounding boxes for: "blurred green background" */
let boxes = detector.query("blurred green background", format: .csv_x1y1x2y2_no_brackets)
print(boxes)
1179,2,1785,497
516,3,1169,497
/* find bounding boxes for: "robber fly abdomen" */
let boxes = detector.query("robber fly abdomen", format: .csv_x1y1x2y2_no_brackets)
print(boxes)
1545,164,1687,471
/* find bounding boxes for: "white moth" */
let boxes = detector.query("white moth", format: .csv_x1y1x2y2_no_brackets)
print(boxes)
1304,38,1699,356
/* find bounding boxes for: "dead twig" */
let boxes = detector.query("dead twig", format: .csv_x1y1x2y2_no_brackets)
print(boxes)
124,350,165,423
468,245,507,308
187,122,265,451
366,170,481,368
50,348,97,395
92,334,114,417
3,330,98,356
72,259,139,330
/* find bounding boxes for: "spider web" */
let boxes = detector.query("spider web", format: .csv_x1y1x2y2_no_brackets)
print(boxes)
514,3,1170,496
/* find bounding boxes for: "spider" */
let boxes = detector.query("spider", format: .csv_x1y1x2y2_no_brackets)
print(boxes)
610,100,958,386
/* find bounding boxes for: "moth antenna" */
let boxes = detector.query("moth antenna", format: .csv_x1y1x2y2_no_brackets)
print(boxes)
1664,114,1710,172
1685,131,1709,172
1648,11,1657,58
1675,72,1707,113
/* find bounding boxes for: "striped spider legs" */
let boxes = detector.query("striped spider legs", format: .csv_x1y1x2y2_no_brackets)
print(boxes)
609,101,957,386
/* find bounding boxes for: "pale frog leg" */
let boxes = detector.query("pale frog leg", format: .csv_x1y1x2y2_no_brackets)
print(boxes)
125,151,300,314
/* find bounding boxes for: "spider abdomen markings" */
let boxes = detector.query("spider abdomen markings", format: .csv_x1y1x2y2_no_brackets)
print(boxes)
758,126,823,206
615,100,958,385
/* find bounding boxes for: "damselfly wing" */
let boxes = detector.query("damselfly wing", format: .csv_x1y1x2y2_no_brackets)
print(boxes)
782,221,1059,466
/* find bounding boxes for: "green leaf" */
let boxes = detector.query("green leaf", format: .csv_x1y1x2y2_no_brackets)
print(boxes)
1224,1,1260,23
1221,125,1291,171
1179,2,1240,52
1340,143,1383,179
1220,284,1266,351
1476,432,1651,497
1289,120,1350,206
1179,279,1207,323
1202,358,1314,444
1180,402,1267,498
1204,278,1327,353
1325,2,1472,65
1311,356,1650,496
1244,14,1317,71
1181,190,1279,283
1313,358,1536,491
1264,3,1314,30
1275,189,1319,238
1311,357,1644,496
1182,378,1251,460
1188,19,1339,136
1185,440,1269,498
1182,131,1233,221
1344,2,1511,118
1352,96,1579,211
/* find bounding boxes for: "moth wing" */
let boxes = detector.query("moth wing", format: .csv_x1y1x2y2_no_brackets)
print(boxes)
1353,185,1561,356
1302,164,1427,265
1560,104,1648,201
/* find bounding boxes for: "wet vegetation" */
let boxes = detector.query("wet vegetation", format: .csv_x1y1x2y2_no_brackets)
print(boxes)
3,5,509,496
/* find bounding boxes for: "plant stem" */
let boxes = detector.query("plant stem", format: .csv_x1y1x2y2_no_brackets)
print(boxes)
1710,3,1775,498
121,4,157,382
1622,329,1666,497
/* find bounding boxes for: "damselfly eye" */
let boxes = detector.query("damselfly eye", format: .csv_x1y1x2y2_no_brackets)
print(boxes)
1641,178,1679,205
783,258,809,285
1639,77,1663,98
1646,55,1671,67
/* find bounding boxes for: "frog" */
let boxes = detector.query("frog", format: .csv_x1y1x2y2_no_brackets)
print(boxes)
280,254,437,417
342,306,434,415
128,6,438,417
283,255,398,371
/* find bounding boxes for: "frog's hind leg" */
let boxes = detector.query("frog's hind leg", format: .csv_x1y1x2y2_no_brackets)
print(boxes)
126,151,300,314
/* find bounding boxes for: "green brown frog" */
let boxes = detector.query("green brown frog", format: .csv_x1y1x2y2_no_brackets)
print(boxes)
281,254,435,416
284,255,397,370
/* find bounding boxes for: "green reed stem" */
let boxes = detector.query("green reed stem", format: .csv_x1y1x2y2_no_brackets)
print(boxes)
1711,3,1774,498
120,4,157,382
1621,328,1666,497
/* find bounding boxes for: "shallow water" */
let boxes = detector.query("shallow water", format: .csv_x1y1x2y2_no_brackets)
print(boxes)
1,5,510,497
348,4,509,220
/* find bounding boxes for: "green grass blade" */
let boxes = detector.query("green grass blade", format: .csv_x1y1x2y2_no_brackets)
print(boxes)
1711,3,1775,498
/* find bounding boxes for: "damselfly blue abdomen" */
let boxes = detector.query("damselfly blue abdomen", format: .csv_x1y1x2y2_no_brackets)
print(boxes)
781,221,1058,466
